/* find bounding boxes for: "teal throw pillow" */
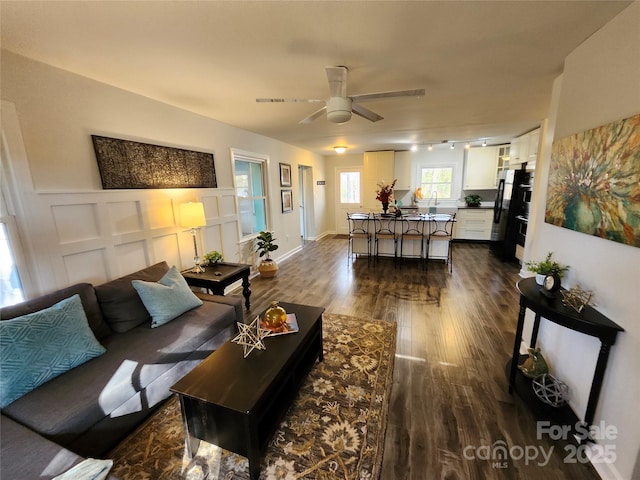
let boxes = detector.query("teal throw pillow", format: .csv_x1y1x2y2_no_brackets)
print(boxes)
0,294,106,408
132,265,203,328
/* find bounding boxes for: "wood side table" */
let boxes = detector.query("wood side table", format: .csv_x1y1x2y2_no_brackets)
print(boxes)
182,262,251,311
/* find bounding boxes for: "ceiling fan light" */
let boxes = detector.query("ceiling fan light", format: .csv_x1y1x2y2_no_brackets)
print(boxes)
333,146,347,154
326,97,353,124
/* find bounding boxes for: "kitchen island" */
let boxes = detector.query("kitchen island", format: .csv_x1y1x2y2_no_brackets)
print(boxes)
348,212,455,263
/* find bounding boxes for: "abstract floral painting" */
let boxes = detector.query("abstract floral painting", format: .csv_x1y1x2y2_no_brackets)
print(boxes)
545,113,640,247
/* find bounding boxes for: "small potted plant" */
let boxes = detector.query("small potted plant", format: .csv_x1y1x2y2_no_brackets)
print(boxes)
203,250,223,266
464,194,482,207
255,231,279,278
525,252,570,285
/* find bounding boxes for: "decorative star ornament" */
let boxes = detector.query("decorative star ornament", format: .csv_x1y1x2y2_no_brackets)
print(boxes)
231,316,270,358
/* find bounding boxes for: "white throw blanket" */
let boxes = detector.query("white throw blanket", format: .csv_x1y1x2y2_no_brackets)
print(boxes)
52,458,113,480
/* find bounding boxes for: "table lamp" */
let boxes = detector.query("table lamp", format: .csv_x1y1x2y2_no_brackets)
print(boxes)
180,202,206,273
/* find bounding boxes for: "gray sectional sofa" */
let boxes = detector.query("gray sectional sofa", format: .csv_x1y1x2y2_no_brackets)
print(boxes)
0,261,242,479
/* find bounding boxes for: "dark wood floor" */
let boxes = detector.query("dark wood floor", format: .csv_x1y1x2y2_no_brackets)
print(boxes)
241,237,600,480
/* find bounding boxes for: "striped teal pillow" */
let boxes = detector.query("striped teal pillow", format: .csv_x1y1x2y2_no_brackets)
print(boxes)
132,265,203,328
0,294,106,408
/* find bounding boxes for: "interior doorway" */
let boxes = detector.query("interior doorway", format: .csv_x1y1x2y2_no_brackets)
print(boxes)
298,165,313,241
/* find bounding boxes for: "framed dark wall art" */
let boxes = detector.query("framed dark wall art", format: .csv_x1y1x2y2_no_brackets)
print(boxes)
91,135,217,189
280,163,292,187
281,190,293,213
545,113,640,247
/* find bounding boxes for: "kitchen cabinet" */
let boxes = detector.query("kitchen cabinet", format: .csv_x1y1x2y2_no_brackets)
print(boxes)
363,151,394,210
393,151,413,190
455,208,494,240
496,144,511,182
463,146,498,190
528,128,540,163
510,128,540,166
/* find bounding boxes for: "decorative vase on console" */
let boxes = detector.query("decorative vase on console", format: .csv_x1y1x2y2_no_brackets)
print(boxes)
382,202,389,214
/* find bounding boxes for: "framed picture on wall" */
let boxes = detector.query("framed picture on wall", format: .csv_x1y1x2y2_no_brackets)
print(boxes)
280,163,292,187
281,190,293,213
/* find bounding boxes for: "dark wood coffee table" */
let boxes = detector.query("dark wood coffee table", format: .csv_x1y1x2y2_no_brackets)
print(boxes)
182,262,251,310
170,302,324,480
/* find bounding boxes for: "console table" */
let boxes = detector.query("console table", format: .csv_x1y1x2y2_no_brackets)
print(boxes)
182,262,251,311
509,277,624,431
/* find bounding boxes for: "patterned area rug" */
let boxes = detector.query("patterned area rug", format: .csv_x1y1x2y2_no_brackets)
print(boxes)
109,313,396,479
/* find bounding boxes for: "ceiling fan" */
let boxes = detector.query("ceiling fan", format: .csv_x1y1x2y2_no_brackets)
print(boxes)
256,66,425,125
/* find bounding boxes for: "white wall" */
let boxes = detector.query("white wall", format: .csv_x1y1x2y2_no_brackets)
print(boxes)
1,51,328,295
524,4,640,479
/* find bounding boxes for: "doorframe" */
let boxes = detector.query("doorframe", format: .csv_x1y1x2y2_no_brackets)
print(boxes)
334,166,364,235
298,165,313,241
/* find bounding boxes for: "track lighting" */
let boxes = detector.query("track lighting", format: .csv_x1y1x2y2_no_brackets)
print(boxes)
482,139,488,147
428,144,433,151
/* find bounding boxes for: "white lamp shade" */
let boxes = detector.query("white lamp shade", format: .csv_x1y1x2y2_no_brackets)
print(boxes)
179,202,206,228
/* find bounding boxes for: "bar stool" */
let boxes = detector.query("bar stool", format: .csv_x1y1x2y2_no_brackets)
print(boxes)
399,215,427,267
427,213,456,272
373,214,399,262
347,213,372,261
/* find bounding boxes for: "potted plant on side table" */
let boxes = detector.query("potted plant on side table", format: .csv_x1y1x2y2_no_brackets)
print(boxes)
255,231,279,278
525,252,570,285
203,250,223,267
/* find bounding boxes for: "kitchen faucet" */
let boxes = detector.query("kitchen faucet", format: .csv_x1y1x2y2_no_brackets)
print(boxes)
429,190,438,214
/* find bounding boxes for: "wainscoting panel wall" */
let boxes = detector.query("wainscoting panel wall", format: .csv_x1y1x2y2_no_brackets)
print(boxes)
52,203,100,244
113,240,149,275
24,188,239,294
107,201,143,235
63,248,108,286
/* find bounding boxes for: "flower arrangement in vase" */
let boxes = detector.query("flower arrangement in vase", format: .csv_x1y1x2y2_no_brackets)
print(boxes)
375,179,397,213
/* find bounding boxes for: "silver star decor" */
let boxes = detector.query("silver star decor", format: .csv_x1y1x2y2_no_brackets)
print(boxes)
231,316,270,358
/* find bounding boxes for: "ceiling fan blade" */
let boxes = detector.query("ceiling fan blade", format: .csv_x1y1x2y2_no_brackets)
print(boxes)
256,98,324,103
351,88,425,103
352,103,383,122
325,66,348,98
299,106,327,124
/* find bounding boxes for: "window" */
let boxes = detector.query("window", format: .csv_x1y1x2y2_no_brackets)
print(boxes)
340,171,361,204
420,166,454,200
0,222,25,307
233,151,268,238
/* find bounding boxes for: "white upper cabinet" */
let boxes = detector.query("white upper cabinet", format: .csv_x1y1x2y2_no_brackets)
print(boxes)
528,128,540,162
463,146,499,190
510,127,540,166
363,151,395,209
393,151,413,190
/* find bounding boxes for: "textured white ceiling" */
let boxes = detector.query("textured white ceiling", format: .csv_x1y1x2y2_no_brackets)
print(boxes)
1,1,631,155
